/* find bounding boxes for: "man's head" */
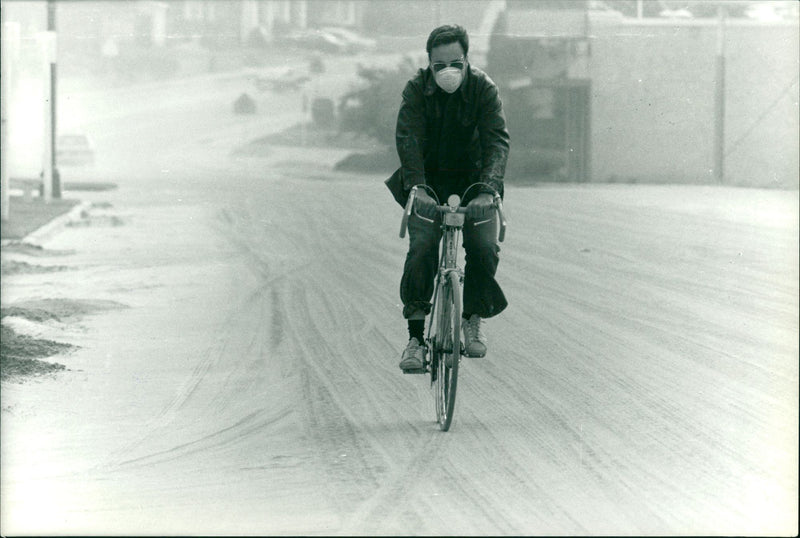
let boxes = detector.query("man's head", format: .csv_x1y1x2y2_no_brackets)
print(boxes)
426,25,469,94
426,24,469,58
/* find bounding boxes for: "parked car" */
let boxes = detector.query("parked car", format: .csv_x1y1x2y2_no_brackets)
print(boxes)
744,2,796,21
320,27,377,53
659,8,693,19
56,133,94,166
281,29,350,54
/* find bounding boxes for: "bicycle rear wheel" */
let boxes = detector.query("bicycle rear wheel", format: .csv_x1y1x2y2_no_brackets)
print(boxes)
432,270,461,431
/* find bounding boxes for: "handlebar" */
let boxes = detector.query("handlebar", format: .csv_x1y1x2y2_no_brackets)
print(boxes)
400,186,507,242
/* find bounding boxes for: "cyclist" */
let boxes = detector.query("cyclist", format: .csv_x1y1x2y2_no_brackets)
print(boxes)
384,24,510,371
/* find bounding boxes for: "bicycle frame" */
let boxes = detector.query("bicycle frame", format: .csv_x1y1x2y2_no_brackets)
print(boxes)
428,195,465,353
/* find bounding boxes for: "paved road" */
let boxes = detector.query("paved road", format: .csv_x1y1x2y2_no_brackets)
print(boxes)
2,65,798,535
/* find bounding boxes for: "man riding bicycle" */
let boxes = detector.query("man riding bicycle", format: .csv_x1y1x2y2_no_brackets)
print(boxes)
385,24,510,371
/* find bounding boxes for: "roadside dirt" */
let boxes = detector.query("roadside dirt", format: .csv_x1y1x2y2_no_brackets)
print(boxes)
0,298,128,382
1,198,130,384
1,250,75,379
0,325,72,381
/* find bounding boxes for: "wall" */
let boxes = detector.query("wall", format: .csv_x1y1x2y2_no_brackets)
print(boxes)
363,0,488,34
589,17,799,187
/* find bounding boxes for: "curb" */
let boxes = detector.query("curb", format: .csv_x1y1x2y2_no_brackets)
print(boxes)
1,201,92,247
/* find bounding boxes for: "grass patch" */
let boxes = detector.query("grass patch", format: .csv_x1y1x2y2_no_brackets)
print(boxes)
334,149,399,173
235,122,384,156
1,197,80,240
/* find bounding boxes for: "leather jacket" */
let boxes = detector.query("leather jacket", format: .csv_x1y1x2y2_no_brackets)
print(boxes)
387,63,510,207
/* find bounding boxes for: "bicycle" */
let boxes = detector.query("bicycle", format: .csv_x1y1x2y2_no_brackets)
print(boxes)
399,183,507,431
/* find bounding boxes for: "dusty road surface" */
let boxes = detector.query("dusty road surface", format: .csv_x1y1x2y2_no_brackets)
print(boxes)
2,66,798,535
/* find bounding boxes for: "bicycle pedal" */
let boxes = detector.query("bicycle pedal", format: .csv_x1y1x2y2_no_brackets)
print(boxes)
402,367,428,375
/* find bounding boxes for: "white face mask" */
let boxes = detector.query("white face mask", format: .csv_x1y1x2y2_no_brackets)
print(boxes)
434,66,464,94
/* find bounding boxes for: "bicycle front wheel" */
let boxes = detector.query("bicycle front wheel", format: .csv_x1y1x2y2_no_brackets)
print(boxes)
433,270,461,431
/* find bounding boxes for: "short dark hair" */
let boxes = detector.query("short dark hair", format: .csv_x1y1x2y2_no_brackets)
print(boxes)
426,25,469,57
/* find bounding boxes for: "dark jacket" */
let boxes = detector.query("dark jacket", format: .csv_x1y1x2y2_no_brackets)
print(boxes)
386,64,510,207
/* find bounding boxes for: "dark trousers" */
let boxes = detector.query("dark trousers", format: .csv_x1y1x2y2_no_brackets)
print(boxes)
400,213,508,320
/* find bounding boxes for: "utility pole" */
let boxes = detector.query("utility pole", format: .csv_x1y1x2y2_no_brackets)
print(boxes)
47,0,61,198
1,20,18,222
39,30,54,203
713,4,726,184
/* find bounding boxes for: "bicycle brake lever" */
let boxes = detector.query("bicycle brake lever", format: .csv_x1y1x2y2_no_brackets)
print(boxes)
400,187,417,239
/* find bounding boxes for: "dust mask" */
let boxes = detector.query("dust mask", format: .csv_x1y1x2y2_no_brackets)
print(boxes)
434,67,463,94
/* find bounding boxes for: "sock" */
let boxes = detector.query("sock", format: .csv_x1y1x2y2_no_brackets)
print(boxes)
408,319,425,342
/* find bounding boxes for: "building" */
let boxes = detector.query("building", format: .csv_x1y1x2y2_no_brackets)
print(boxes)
488,0,799,187
488,0,592,182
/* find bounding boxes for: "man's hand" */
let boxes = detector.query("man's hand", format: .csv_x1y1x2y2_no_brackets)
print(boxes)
413,189,438,219
466,193,495,220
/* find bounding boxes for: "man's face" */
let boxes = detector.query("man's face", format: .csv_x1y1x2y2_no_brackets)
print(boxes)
429,41,467,72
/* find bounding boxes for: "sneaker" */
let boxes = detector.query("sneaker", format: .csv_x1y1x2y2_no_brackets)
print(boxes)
399,337,426,370
462,315,487,357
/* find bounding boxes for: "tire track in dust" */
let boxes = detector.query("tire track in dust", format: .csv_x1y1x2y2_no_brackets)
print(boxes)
474,288,777,528
336,434,464,535
103,205,301,470
278,277,525,532
278,277,488,532
279,282,393,500
103,285,286,469
114,407,294,469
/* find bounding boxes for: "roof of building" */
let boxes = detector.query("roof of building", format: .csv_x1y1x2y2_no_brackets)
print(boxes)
501,8,588,38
